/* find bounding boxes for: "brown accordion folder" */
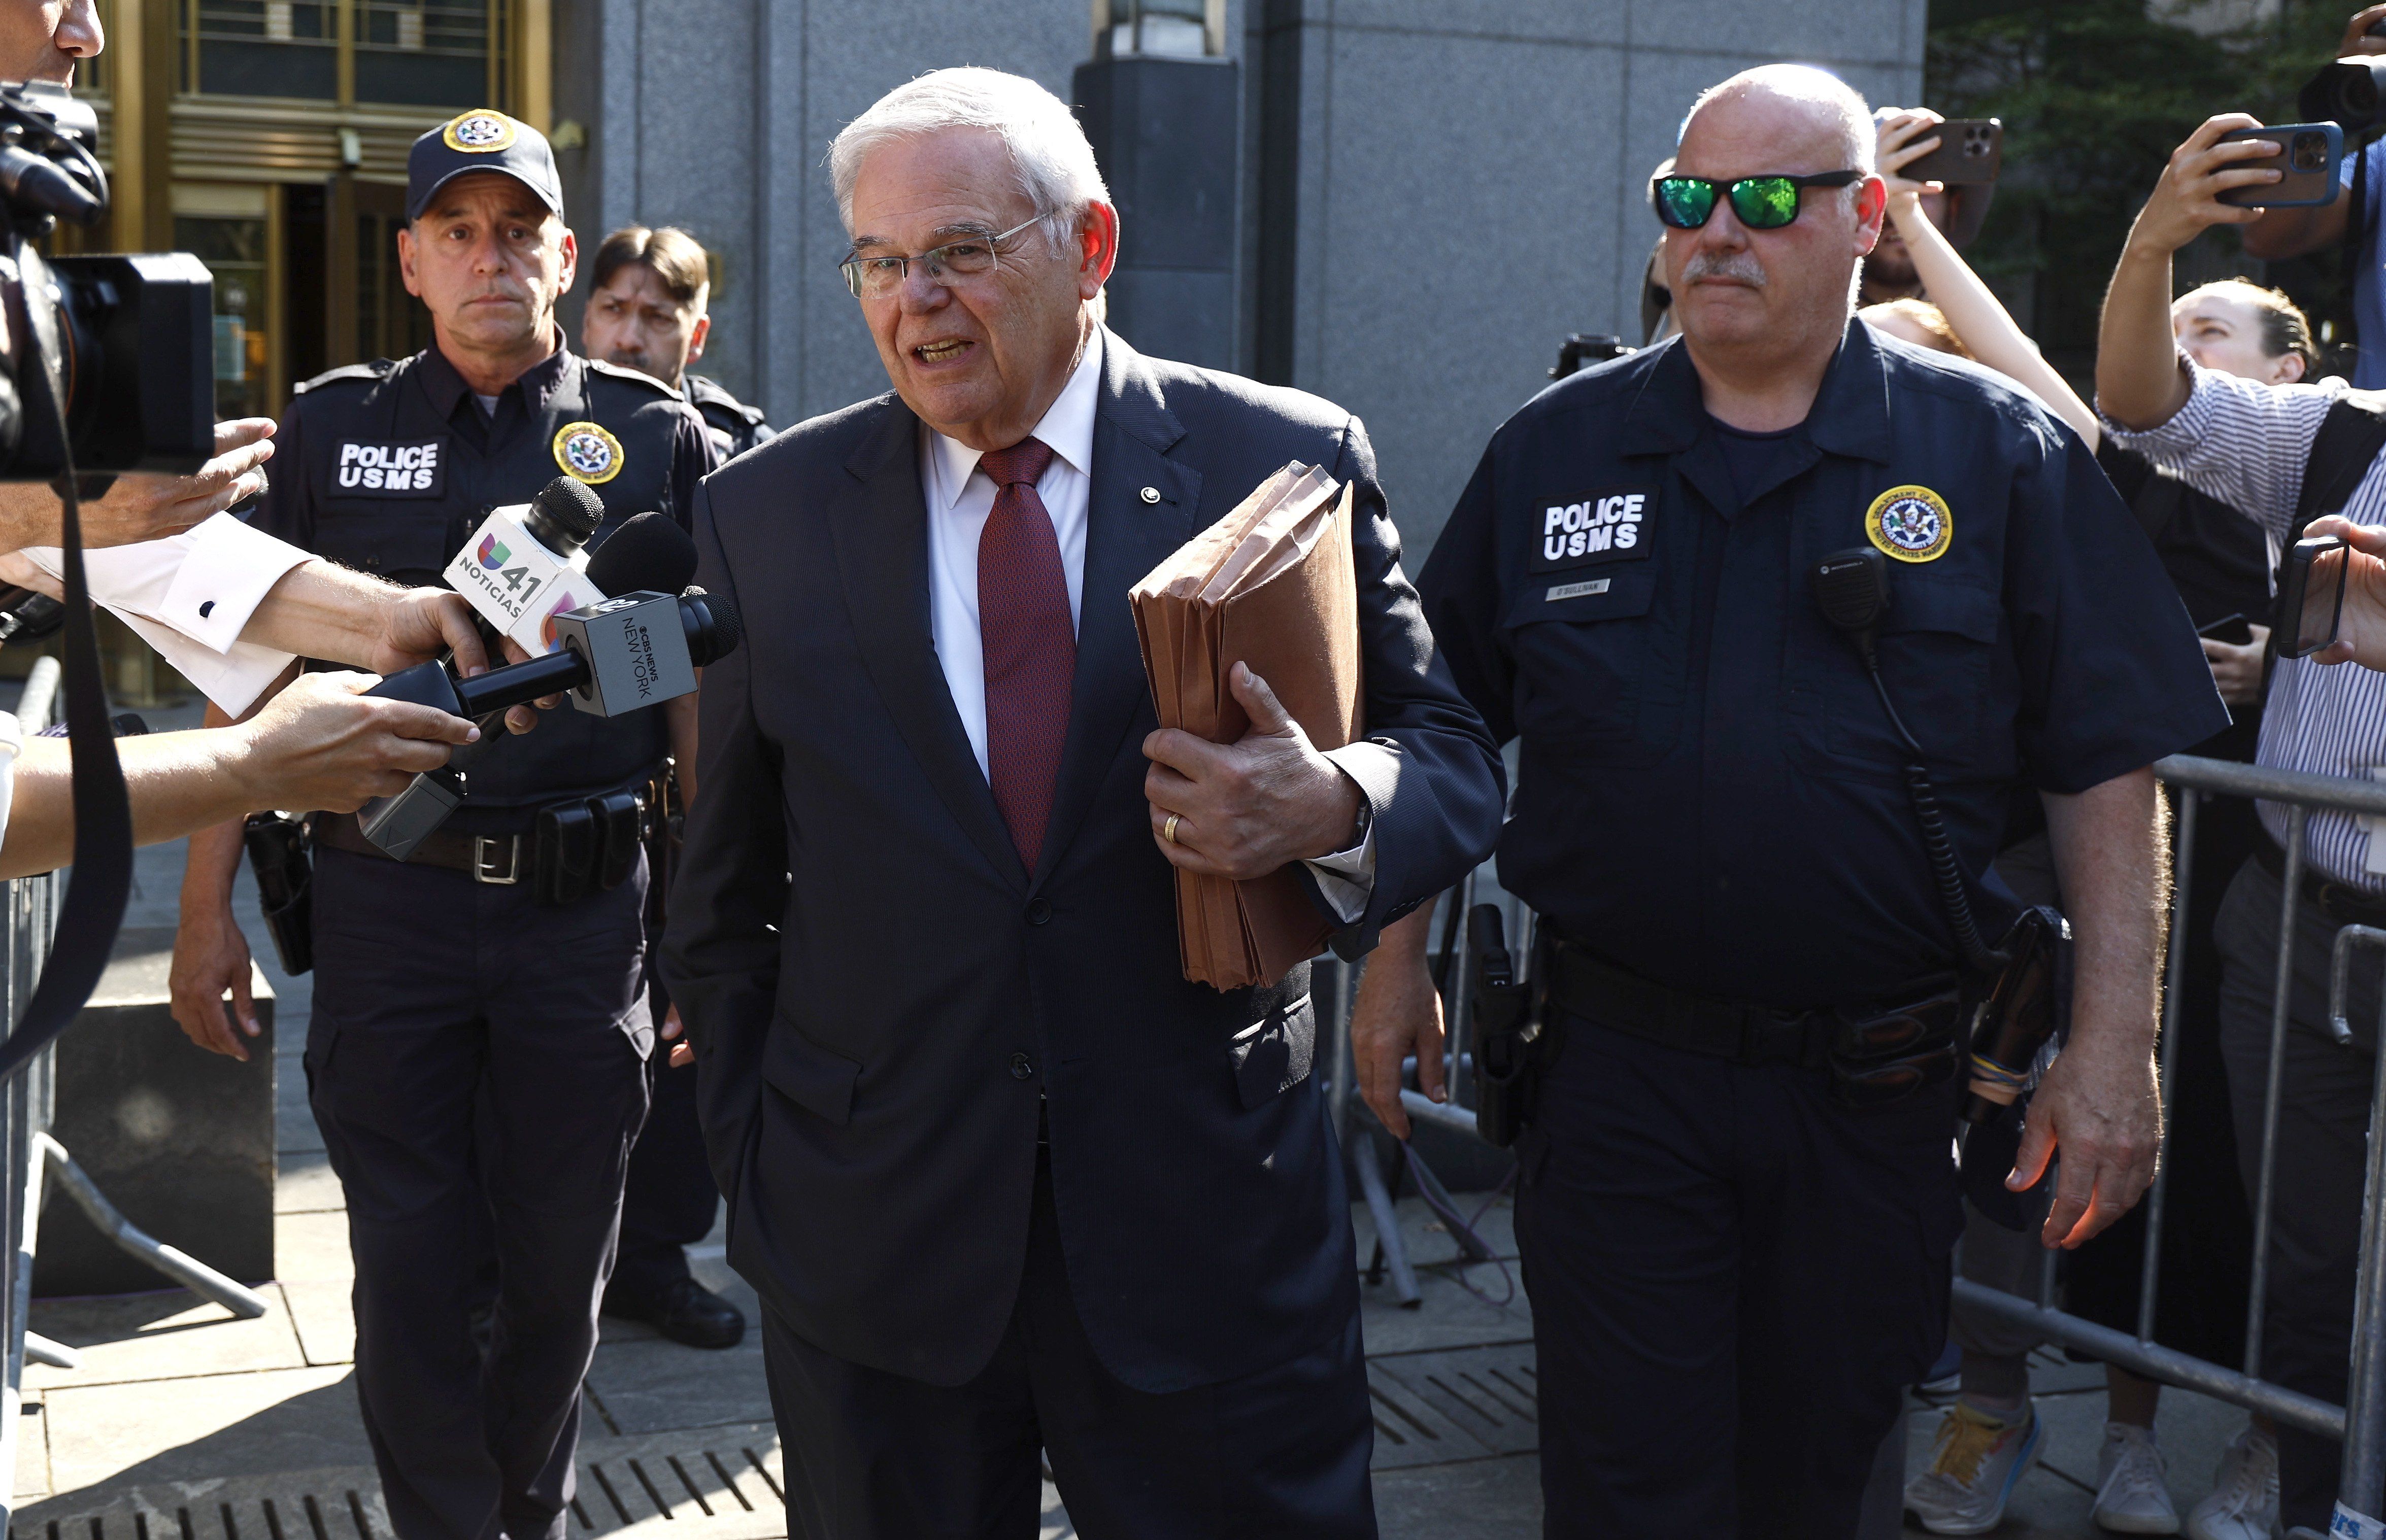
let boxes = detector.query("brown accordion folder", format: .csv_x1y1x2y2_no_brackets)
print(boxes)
1129,463,1363,990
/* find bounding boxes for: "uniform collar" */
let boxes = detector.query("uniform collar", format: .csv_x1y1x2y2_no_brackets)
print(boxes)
416,334,573,423
925,330,1104,513
1616,320,1895,467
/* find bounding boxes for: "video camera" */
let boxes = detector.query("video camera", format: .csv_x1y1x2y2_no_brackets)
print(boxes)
2302,19,2386,133
0,81,213,482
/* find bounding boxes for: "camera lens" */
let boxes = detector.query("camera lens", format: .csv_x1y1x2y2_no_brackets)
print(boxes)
2293,131,2328,173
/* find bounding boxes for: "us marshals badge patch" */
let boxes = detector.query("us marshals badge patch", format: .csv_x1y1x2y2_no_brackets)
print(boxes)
1865,485,1953,563
442,109,517,154
552,421,624,485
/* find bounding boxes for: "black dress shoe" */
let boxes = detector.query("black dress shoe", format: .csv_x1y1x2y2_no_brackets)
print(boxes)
611,1277,745,1349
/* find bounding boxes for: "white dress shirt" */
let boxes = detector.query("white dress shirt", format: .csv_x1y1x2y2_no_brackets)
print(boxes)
918,331,1377,918
20,514,311,716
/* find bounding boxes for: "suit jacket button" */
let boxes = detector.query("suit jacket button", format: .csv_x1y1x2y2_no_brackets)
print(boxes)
1139,486,1161,504
1009,1052,1035,1080
1026,898,1053,926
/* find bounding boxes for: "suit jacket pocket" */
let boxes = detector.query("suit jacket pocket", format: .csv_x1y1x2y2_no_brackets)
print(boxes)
761,1018,862,1127
1231,993,1315,1110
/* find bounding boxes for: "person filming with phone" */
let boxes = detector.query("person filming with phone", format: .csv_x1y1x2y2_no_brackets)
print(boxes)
2100,111,2386,1539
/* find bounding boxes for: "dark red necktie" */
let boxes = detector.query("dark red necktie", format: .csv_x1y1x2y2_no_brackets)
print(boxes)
978,436,1074,870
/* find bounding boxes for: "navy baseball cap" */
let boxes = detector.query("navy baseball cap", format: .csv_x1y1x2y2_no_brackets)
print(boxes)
406,109,564,223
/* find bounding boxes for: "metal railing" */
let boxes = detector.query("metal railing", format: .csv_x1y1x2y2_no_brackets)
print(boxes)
1326,751,2386,1530
0,657,65,1533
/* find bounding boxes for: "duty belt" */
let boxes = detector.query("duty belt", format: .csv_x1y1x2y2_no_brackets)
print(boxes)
2254,836,2386,930
314,812,529,883
1545,940,1840,1069
1544,937,1963,1077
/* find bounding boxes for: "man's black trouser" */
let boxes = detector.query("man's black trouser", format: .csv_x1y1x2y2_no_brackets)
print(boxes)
759,1144,1379,1539
2214,853,2380,1533
610,981,721,1303
1517,1012,1962,1537
306,846,652,1540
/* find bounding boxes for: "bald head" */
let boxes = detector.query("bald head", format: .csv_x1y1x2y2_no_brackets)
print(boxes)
1662,64,1887,416
1680,64,1875,178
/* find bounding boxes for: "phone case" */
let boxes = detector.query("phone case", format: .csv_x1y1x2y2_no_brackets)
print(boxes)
1902,119,2002,185
2217,123,2343,208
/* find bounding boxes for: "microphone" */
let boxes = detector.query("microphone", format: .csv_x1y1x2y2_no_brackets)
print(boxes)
443,477,611,655
585,510,700,598
354,587,740,860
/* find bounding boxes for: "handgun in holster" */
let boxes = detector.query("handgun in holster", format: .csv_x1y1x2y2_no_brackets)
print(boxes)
1466,904,1544,1148
243,811,314,976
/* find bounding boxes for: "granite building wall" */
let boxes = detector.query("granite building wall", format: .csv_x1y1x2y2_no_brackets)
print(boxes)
553,0,1924,556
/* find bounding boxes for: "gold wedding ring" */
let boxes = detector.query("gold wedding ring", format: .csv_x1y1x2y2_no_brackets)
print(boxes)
1162,813,1182,844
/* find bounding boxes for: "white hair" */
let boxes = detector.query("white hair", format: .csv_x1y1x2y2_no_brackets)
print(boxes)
1679,64,1876,178
829,67,1112,251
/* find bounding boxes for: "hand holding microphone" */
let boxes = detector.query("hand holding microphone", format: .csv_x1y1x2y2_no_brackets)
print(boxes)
354,507,736,859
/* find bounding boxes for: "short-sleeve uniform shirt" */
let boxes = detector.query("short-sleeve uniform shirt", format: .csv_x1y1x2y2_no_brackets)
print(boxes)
1417,323,2228,1010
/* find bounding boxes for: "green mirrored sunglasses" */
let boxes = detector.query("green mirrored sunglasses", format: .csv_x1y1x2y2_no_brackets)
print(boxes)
1652,171,1863,230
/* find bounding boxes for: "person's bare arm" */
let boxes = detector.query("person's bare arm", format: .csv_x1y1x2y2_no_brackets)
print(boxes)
2,669,473,881
1350,901,1446,1138
0,420,276,554
1875,112,2101,444
2010,767,2168,1249
158,670,476,1058
239,563,540,735
2098,116,2277,430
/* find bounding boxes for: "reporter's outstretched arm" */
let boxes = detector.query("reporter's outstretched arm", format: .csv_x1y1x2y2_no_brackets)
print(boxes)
2,669,472,880
2098,115,2275,431
1876,110,2101,445
125,672,478,1058
0,419,275,555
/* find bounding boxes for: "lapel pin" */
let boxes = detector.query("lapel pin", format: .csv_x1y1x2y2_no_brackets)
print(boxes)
1139,486,1161,504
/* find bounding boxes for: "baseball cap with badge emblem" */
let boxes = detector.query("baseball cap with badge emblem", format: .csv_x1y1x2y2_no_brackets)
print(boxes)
406,108,564,224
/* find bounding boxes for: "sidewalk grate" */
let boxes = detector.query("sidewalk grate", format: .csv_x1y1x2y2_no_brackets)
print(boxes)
1365,1342,1538,1468
12,1426,789,1540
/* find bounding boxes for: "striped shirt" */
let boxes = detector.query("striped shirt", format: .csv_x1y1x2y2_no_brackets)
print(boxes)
2107,358,2386,891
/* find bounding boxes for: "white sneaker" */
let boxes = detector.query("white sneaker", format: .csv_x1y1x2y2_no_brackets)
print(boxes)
2094,1422,2180,1533
2186,1425,2279,1540
1905,1401,2042,1535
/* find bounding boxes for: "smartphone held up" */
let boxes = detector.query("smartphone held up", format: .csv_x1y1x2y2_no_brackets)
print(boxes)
2278,535,2349,661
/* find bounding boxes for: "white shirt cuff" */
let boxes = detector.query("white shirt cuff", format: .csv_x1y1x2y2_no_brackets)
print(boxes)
20,518,311,717
1300,745,1385,925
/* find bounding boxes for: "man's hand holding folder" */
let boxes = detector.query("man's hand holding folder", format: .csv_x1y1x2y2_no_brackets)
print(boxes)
1132,463,1366,989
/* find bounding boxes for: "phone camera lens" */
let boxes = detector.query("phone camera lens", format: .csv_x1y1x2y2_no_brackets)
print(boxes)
2293,131,2328,172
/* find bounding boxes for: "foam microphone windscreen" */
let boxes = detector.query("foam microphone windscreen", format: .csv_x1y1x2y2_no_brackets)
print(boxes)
533,476,608,543
585,511,700,597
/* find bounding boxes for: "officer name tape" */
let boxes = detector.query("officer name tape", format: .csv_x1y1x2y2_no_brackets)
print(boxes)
1531,486,1654,600
334,438,447,497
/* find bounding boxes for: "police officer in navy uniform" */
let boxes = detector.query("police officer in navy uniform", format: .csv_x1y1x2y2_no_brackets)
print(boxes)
171,111,715,1540
581,224,772,463
1353,67,2228,1535
577,222,752,1350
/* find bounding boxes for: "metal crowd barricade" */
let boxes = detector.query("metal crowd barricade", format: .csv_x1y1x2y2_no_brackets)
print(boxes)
1326,751,2386,1529
0,657,65,1536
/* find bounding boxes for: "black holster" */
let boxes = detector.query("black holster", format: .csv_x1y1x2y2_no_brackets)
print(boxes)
243,811,313,975
1467,904,1545,1148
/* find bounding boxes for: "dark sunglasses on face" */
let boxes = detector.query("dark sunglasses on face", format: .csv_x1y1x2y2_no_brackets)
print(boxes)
1652,170,1863,231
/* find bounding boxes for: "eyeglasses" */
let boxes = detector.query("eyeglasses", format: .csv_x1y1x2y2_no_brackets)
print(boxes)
1652,171,1863,231
840,215,1045,299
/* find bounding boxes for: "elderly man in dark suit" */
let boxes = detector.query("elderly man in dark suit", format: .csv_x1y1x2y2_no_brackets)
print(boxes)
661,65,1502,1539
